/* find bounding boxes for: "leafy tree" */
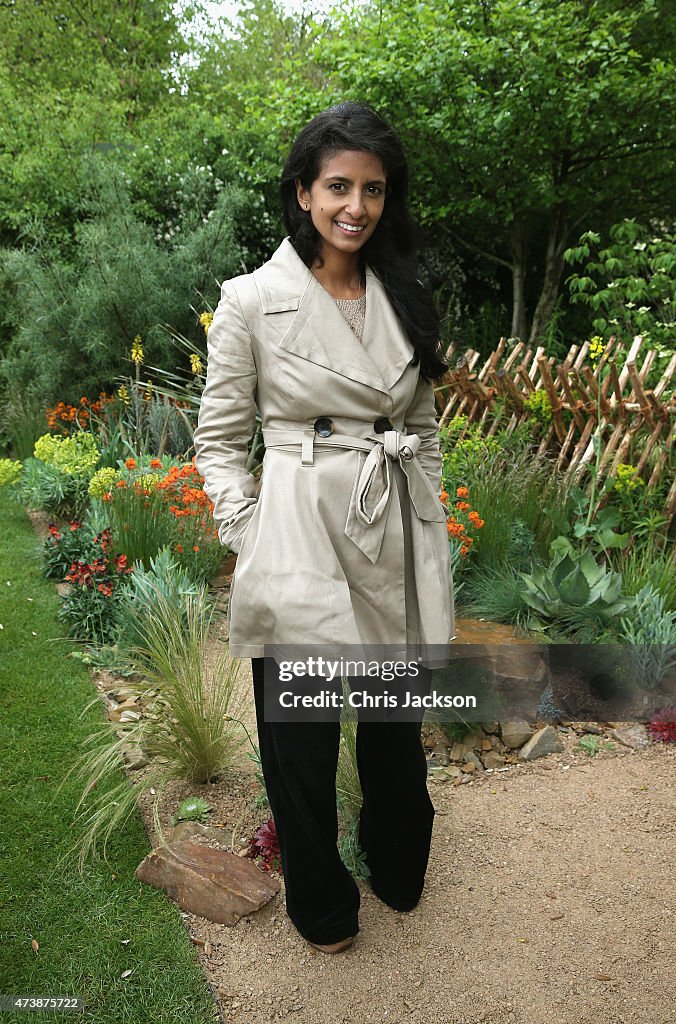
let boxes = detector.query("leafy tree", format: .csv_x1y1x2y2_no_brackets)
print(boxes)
296,0,676,344
564,218,676,357
0,0,197,240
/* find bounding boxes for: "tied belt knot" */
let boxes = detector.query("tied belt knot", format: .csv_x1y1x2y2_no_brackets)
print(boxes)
355,428,421,528
261,424,445,564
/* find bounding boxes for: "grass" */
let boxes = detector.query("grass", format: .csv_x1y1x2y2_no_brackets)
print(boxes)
0,489,221,1023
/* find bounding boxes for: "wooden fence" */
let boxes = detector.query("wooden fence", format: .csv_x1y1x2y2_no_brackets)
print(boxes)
435,334,675,526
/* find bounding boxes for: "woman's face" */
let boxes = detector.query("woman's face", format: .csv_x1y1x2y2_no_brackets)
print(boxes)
295,149,387,260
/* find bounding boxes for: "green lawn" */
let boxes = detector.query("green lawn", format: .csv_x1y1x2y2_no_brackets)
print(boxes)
0,490,220,1023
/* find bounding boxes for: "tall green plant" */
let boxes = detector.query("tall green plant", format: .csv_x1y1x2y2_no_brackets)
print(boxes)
58,579,250,872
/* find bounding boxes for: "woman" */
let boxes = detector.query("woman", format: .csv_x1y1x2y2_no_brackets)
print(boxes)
193,101,455,954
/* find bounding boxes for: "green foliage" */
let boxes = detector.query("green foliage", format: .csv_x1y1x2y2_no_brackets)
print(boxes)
523,389,553,426
0,0,191,238
60,584,250,871
519,547,634,640
440,423,503,485
41,516,109,582
0,456,22,485
300,0,674,343
114,546,207,662
0,389,49,459
610,543,675,611
335,698,371,881
618,583,676,691
0,157,254,406
564,220,676,362
168,796,212,827
57,550,134,646
578,735,615,756
442,437,575,570
34,431,101,476
460,564,537,632
16,456,93,520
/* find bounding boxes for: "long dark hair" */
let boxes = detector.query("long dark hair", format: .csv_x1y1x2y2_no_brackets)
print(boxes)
279,101,448,382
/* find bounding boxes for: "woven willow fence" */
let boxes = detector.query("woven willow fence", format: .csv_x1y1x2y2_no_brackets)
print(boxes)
435,334,675,527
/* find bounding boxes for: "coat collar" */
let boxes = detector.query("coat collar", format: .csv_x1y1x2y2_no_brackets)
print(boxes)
252,236,414,395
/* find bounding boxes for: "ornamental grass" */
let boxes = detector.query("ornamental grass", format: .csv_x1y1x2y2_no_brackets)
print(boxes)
57,578,250,874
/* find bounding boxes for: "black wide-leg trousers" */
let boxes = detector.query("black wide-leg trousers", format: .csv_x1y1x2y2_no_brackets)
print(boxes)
251,657,436,945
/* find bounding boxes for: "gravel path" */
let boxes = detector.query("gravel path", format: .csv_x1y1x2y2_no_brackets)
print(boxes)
143,655,674,1024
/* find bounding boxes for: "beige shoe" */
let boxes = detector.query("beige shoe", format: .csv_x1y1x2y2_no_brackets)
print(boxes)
308,935,356,954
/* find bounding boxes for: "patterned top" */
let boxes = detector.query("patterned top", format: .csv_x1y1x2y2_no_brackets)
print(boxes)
334,294,366,342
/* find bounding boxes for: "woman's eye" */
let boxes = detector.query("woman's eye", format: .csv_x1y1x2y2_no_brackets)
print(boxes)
328,184,383,195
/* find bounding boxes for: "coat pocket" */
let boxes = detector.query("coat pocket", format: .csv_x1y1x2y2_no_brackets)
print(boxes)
401,459,447,522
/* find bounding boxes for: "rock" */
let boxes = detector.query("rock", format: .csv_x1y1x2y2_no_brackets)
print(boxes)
462,751,484,771
481,721,500,735
499,720,533,749
460,762,476,773
481,738,493,751
482,750,506,770
518,725,564,761
449,730,486,760
136,838,280,925
121,745,149,769
608,724,650,749
168,821,226,844
432,743,449,766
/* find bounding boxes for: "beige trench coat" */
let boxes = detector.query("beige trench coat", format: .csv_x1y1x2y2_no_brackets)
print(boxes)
193,236,455,662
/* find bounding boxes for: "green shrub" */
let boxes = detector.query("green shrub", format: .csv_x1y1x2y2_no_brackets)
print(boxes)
0,157,255,406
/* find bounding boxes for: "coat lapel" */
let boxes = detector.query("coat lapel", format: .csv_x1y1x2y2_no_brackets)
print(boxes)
254,237,414,396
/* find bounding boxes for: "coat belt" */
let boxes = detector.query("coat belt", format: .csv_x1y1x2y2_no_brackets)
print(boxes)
261,427,446,564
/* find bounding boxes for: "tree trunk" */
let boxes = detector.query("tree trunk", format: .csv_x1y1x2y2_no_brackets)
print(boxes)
529,205,569,344
510,219,528,341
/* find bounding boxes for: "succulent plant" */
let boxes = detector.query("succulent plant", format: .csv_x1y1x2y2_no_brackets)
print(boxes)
519,548,633,633
647,708,676,744
248,818,281,873
168,796,212,826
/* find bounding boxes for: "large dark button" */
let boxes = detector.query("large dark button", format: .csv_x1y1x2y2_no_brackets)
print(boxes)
314,416,334,437
374,416,393,433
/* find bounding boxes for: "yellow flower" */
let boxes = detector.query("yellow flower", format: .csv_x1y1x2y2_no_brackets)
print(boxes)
117,384,130,405
190,353,203,375
131,335,144,365
199,311,213,334
588,335,605,368
143,380,153,401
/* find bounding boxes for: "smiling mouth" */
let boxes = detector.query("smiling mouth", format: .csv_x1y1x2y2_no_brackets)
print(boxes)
334,221,366,233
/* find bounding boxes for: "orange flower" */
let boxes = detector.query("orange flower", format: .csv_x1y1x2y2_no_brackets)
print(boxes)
456,486,469,498
115,480,127,489
193,545,200,552
124,458,137,470
149,458,162,469
176,544,184,554
455,500,471,512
